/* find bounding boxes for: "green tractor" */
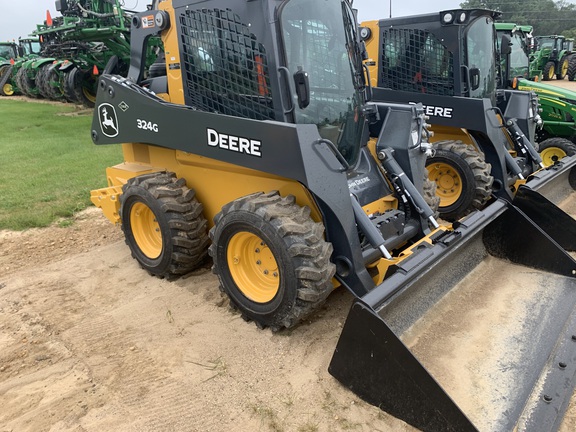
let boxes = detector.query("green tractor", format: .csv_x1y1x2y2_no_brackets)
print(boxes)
0,38,42,96
0,43,18,96
21,0,162,107
532,34,575,80
497,23,576,164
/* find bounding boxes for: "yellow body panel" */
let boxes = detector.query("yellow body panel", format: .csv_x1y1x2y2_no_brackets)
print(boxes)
92,144,322,229
159,1,185,105
428,126,475,146
362,20,380,88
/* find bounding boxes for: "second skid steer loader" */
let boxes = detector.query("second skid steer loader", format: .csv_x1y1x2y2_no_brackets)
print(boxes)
89,0,576,430
361,9,576,220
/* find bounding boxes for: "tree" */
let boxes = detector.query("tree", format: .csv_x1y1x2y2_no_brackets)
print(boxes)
459,0,576,36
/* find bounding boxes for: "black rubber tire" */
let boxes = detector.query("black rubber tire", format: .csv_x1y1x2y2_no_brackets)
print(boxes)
0,64,14,96
538,137,576,166
426,140,493,221
45,64,65,100
62,69,78,102
543,61,555,81
423,178,440,219
16,67,38,98
120,172,209,278
67,67,96,108
568,56,576,81
209,191,335,331
557,57,570,80
35,64,52,98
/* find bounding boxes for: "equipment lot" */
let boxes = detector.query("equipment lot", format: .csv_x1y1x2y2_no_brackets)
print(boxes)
3,81,576,431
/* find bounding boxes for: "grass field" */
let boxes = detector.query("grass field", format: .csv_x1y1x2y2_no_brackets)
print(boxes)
0,99,122,230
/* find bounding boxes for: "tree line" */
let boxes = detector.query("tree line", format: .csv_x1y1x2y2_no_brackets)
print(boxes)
460,0,576,37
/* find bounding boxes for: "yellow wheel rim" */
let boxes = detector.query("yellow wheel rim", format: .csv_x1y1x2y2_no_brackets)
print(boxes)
2,83,14,96
562,60,569,76
548,65,556,80
227,232,280,303
130,202,162,259
427,162,463,207
540,147,567,167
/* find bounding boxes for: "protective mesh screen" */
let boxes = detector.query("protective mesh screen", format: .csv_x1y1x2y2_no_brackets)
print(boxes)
179,9,275,120
380,28,455,96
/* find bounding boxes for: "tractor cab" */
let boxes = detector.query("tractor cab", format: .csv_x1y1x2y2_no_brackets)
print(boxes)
0,42,19,61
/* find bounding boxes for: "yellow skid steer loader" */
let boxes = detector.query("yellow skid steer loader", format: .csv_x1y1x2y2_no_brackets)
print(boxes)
89,1,576,430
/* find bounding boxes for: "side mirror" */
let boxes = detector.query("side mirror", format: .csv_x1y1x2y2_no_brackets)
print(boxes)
500,34,512,56
293,67,310,109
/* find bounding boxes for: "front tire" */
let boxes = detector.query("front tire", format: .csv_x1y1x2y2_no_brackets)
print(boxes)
209,191,335,331
538,137,576,166
426,141,493,221
120,172,209,278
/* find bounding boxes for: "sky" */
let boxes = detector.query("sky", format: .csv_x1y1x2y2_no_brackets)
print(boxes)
0,0,463,41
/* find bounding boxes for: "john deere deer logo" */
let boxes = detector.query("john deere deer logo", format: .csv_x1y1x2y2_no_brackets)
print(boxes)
98,103,119,137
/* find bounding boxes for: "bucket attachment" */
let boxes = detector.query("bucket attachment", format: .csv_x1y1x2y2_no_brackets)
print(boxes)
524,154,576,205
329,198,576,431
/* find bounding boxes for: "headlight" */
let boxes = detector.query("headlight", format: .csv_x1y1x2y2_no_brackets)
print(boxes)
442,12,454,24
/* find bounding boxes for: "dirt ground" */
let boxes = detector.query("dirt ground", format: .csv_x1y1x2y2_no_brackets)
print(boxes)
3,80,576,432
0,208,418,432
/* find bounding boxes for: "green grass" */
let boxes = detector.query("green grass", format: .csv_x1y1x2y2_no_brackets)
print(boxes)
0,99,122,230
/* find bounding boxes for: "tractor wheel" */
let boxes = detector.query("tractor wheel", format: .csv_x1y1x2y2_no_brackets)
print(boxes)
209,191,335,331
0,64,14,96
62,69,78,102
120,171,209,278
16,67,38,98
426,140,493,221
538,137,576,166
557,57,570,80
35,64,52,98
67,67,97,108
45,65,65,100
568,57,576,81
543,61,556,81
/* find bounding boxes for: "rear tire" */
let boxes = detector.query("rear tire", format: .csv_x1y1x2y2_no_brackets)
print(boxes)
426,140,493,221
538,137,576,166
120,172,209,278
543,61,555,81
209,191,335,331
0,64,14,96
557,57,569,80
